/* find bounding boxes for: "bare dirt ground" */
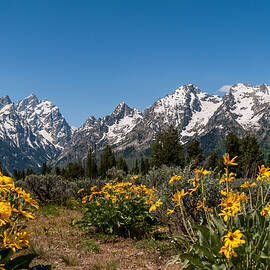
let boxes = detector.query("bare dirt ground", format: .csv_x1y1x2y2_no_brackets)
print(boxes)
27,207,181,270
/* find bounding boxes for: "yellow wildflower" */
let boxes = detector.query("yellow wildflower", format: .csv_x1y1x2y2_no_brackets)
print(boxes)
218,192,241,221
130,176,138,181
219,229,245,259
169,175,181,184
219,245,237,259
260,205,270,216
220,168,237,184
172,189,188,203
82,196,88,204
240,181,256,188
167,208,174,215
77,188,84,194
196,200,203,210
222,230,245,249
223,153,238,166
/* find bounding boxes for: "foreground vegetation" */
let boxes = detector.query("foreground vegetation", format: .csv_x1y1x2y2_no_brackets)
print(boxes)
2,127,270,269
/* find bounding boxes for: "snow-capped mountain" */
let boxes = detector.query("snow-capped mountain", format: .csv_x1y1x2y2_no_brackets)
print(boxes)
16,93,72,150
0,94,72,172
1,82,270,172
57,84,223,164
200,83,270,153
57,83,270,164
56,102,143,164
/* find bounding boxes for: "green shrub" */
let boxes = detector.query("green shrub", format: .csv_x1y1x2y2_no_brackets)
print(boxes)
78,178,160,238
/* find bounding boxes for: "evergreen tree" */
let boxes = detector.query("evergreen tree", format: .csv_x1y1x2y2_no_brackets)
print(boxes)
85,147,98,179
41,162,52,175
225,132,241,158
116,156,128,174
151,125,184,167
131,159,139,174
99,145,116,177
144,158,150,174
140,157,145,175
266,153,270,167
26,168,35,176
140,157,150,175
12,169,19,180
185,139,205,167
55,167,61,176
21,169,25,180
206,151,219,170
63,162,84,179
239,133,264,178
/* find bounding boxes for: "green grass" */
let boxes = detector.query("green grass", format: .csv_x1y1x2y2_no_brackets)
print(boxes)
80,240,100,253
60,254,78,266
40,204,59,217
135,238,173,252
90,260,119,270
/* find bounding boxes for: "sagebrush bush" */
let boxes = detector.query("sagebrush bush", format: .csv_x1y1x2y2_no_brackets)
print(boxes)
16,174,74,205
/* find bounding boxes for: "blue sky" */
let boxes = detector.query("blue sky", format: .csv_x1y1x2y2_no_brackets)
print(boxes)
1,0,270,127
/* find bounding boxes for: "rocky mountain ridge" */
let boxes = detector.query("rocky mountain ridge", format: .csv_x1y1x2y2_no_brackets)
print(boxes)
57,83,270,165
1,83,270,172
0,94,72,172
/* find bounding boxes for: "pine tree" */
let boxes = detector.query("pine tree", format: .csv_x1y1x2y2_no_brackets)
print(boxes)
12,169,19,180
206,151,219,170
99,145,116,177
26,168,35,176
41,162,52,175
55,166,61,176
185,139,205,167
140,157,146,175
116,156,128,174
85,147,98,179
131,159,139,174
63,162,84,179
239,133,264,178
151,125,184,167
225,132,241,158
144,158,150,174
266,153,270,167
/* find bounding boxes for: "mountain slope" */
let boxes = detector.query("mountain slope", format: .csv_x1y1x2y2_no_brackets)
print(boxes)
0,94,72,172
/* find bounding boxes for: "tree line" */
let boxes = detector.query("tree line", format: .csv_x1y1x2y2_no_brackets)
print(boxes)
11,125,270,180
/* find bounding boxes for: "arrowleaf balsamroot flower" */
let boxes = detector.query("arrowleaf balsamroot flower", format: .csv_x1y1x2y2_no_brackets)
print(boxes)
218,192,241,222
169,175,181,184
223,153,238,166
0,171,39,254
240,181,256,188
260,205,270,217
219,230,245,259
172,189,188,203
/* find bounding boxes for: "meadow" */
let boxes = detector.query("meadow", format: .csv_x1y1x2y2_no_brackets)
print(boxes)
1,153,270,269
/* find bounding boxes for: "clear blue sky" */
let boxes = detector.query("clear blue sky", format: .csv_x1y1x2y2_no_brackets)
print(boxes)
1,0,270,127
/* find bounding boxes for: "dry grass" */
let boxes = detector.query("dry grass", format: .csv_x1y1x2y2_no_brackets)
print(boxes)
26,207,181,270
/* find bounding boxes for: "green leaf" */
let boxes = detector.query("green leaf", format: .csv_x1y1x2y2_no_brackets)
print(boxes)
193,244,214,262
212,264,226,270
180,254,204,267
5,254,37,270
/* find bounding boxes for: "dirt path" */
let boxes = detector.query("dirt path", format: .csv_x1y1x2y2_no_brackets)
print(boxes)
27,207,181,270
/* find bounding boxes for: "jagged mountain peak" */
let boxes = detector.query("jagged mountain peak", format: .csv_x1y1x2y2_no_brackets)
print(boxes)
174,83,200,94
0,95,12,110
17,93,39,111
111,102,141,120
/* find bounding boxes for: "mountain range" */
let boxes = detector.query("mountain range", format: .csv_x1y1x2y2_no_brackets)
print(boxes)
1,83,270,172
